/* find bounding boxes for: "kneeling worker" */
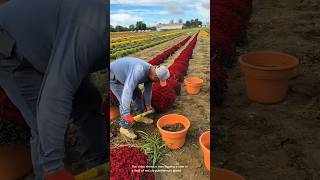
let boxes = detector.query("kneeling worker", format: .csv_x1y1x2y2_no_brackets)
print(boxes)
110,57,170,139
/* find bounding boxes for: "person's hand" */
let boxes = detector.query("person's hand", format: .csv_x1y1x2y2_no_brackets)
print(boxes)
123,114,135,125
146,105,154,112
45,169,75,180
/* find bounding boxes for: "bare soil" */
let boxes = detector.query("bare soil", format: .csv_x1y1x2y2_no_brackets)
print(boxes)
214,0,320,179
162,123,185,132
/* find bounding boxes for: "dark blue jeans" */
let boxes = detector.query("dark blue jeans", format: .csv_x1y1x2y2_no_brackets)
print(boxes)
0,56,107,179
110,72,145,129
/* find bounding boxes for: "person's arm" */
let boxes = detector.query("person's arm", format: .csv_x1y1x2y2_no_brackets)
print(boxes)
143,81,152,108
37,23,105,174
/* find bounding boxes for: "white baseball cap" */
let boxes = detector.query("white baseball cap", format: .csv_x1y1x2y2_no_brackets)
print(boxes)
155,65,170,86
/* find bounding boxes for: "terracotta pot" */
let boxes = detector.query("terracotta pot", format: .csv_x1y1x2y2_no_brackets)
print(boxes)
157,114,190,150
0,145,33,179
110,106,120,121
184,77,204,95
239,51,298,103
199,131,210,171
213,168,246,180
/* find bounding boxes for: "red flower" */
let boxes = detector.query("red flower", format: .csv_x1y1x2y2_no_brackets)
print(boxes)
110,146,155,179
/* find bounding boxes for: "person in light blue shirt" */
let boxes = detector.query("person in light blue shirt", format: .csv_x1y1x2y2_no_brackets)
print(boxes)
110,57,170,139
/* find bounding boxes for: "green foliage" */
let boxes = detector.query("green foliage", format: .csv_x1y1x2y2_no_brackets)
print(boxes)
183,19,203,29
137,131,170,166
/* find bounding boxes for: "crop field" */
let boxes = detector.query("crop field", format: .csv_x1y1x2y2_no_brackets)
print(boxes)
110,28,210,179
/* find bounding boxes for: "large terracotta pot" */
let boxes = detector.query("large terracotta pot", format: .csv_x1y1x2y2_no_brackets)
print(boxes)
0,145,33,179
110,106,120,121
184,77,204,95
239,51,298,103
213,168,246,180
157,114,190,150
199,131,210,171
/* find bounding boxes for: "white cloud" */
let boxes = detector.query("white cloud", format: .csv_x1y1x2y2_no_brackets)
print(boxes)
165,5,184,15
186,2,210,20
111,9,167,15
110,13,142,26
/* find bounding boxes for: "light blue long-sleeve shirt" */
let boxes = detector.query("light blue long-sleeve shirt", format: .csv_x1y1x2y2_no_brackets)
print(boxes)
110,57,153,116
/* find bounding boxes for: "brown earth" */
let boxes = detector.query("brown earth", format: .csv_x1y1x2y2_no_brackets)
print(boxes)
214,0,320,179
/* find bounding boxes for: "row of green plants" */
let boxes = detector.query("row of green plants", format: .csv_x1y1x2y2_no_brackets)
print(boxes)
110,33,182,54
110,33,184,60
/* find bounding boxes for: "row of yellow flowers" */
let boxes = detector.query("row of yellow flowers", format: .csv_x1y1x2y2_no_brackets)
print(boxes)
110,32,182,48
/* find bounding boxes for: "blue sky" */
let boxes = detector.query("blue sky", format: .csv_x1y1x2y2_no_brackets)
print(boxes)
110,0,210,27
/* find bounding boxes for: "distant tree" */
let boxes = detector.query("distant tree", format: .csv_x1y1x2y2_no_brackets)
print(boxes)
183,20,191,28
114,25,129,32
170,19,174,24
136,21,147,30
178,19,183,23
183,19,203,28
110,25,115,32
129,24,135,31
149,26,157,31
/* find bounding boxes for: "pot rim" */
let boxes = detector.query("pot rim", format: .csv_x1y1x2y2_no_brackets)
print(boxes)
199,131,210,153
157,114,191,135
239,51,299,71
184,77,204,86
213,168,246,180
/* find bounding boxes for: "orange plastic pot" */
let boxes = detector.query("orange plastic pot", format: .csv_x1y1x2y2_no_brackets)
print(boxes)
239,51,298,103
213,168,246,180
157,114,190,150
0,145,33,179
184,77,204,95
110,106,120,121
199,131,210,171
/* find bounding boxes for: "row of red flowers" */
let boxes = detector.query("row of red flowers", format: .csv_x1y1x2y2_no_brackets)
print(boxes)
211,0,252,67
151,32,199,112
210,0,252,106
110,146,155,180
148,35,191,65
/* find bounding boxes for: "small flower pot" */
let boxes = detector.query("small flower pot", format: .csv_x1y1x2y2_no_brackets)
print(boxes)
239,51,299,103
0,145,33,179
110,106,120,121
199,131,210,171
157,114,190,150
213,168,246,180
184,77,204,95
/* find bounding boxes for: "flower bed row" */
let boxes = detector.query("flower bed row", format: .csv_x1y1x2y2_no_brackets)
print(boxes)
110,33,183,60
211,0,252,106
111,32,182,48
148,35,191,65
151,32,199,112
110,146,155,180
211,0,252,67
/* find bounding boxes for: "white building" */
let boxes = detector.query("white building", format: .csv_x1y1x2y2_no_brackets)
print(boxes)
156,23,184,31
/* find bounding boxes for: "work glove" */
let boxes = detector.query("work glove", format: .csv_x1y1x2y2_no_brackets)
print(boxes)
123,114,135,126
45,169,75,180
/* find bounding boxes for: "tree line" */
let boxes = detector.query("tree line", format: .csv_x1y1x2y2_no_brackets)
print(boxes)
111,19,203,32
